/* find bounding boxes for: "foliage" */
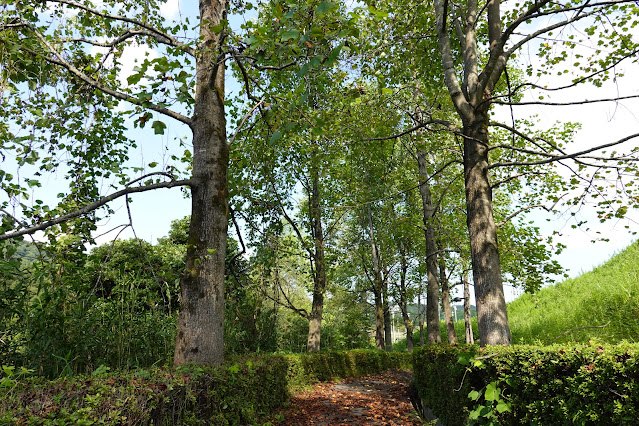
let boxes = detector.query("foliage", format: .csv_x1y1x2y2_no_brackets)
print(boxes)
0,349,410,424
0,237,180,377
509,241,639,344
286,349,411,387
412,343,639,425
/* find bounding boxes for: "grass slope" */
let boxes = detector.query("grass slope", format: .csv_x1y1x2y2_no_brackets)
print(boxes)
508,240,639,344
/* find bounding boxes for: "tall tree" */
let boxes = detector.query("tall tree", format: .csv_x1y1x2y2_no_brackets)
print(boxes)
0,0,240,365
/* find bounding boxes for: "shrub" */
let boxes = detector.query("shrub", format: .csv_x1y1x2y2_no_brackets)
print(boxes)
412,343,639,425
0,349,412,424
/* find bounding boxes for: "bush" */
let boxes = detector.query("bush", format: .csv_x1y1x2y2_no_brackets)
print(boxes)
287,349,411,387
0,349,412,425
412,343,639,425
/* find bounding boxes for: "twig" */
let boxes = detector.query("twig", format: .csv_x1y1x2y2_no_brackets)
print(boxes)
549,321,611,344
0,179,192,241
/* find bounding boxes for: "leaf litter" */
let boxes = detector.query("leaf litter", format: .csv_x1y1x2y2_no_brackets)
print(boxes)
270,369,424,425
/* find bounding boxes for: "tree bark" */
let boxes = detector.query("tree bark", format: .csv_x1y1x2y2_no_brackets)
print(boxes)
398,247,414,352
417,284,424,346
417,149,441,344
464,121,511,345
367,205,385,350
439,253,458,344
307,163,327,352
434,0,511,346
383,277,392,351
174,0,228,366
463,271,474,344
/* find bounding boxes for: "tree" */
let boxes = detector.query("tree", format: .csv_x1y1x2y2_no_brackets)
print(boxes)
352,0,639,345
0,0,231,364
432,0,639,344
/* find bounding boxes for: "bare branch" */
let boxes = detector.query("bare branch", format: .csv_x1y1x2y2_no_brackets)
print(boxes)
0,179,192,241
364,119,459,141
491,171,545,189
549,320,611,344
229,97,265,145
61,29,194,55
493,47,639,97
494,94,639,107
495,196,564,228
491,132,639,168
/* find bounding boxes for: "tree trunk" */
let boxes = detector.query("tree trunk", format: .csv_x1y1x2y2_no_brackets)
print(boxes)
417,149,441,345
434,0,511,347
174,0,228,366
383,276,392,351
463,271,474,344
417,285,424,346
439,254,458,344
307,161,327,352
398,248,414,352
374,288,385,350
367,205,385,350
463,121,511,345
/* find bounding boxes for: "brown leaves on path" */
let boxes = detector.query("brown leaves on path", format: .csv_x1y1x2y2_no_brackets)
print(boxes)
270,369,424,425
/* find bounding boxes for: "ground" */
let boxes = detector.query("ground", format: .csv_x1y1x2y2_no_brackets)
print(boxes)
270,369,424,425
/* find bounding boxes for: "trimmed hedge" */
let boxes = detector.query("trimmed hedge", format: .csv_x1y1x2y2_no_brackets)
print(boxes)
0,349,411,425
412,343,639,425
287,349,411,386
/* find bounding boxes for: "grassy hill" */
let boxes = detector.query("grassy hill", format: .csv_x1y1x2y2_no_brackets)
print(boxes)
508,240,639,345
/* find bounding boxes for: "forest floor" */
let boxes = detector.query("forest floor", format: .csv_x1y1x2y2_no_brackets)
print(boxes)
268,369,425,425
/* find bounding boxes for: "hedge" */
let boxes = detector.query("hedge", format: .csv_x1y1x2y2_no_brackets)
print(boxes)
0,349,411,425
412,343,639,425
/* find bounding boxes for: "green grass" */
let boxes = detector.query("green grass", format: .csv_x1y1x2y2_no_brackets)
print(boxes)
508,240,639,344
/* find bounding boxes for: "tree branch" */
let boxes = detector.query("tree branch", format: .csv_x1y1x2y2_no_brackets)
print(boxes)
494,94,639,107
363,119,459,141
490,132,639,168
549,320,611,344
46,0,195,56
495,196,563,228
23,20,192,126
0,178,192,241
61,28,195,55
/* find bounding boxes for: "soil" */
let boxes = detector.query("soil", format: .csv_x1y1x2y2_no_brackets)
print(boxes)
269,369,424,425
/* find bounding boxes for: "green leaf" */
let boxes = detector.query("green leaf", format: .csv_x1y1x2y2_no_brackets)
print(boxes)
310,56,322,67
468,406,485,420
152,120,167,135
315,1,337,16
270,130,283,144
148,162,158,168
496,401,511,413
127,73,142,85
468,390,481,401
484,382,500,401
281,29,299,41
458,353,471,365
297,63,310,77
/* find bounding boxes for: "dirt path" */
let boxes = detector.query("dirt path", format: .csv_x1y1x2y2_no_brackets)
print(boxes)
269,369,424,425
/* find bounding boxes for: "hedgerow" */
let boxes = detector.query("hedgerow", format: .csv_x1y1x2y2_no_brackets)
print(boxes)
0,349,411,425
412,343,639,425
